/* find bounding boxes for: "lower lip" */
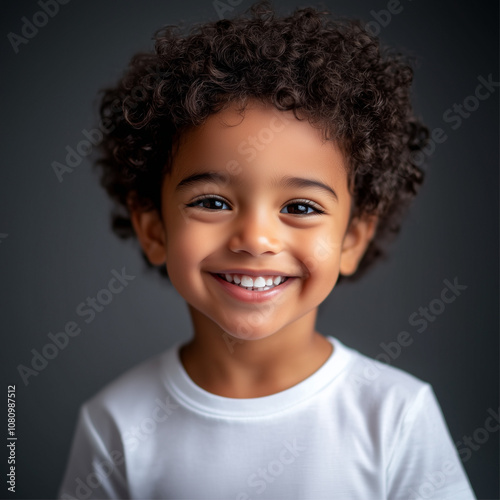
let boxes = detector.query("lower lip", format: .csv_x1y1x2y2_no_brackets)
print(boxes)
210,274,296,303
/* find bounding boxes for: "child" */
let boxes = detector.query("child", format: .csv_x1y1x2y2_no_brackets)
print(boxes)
59,1,475,498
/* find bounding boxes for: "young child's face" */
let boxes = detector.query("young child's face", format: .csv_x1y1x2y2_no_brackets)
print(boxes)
132,100,376,341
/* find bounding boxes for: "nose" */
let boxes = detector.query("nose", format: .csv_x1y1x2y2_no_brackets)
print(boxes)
228,207,283,256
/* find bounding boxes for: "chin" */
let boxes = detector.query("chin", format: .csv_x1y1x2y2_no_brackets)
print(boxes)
220,321,280,342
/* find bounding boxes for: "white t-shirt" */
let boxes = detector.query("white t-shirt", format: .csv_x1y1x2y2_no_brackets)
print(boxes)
59,336,475,499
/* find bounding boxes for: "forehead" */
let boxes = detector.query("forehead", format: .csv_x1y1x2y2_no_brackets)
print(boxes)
169,101,348,191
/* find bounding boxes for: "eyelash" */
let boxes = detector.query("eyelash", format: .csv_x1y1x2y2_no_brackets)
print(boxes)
186,195,325,215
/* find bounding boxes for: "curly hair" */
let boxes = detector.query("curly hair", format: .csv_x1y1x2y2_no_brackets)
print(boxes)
96,0,428,284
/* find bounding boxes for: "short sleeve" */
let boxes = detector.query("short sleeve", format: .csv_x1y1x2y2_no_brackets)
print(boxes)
386,384,476,500
58,404,129,500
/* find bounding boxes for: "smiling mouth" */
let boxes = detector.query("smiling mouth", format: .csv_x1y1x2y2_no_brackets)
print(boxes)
215,273,289,291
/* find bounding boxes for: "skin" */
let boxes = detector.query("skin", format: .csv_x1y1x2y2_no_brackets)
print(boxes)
130,99,377,398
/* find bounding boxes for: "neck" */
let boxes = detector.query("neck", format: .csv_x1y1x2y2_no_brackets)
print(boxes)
179,306,333,398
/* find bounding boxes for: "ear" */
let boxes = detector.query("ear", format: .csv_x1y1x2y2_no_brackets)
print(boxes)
129,207,167,266
339,214,378,276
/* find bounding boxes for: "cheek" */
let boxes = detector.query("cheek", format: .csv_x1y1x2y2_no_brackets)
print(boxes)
164,220,218,284
298,231,344,279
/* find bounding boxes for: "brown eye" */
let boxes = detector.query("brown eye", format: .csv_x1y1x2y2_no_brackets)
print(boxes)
187,196,231,210
281,201,324,215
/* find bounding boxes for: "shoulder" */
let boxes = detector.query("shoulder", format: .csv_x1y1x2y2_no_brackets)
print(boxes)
79,343,179,429
330,337,454,459
330,336,435,420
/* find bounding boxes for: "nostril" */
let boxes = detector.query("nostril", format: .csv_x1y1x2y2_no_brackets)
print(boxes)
227,225,282,256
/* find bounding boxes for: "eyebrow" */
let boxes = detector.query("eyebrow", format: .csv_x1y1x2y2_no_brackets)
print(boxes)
277,176,338,202
175,172,229,191
175,171,338,202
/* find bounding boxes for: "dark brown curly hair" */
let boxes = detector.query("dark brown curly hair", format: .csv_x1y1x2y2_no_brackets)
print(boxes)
96,0,428,284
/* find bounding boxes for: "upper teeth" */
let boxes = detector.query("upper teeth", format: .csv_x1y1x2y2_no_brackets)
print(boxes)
223,274,285,288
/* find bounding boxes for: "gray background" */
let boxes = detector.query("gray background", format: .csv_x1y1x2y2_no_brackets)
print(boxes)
1,0,498,498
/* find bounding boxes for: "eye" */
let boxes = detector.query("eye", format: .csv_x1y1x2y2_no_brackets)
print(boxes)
280,200,325,215
186,195,231,211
